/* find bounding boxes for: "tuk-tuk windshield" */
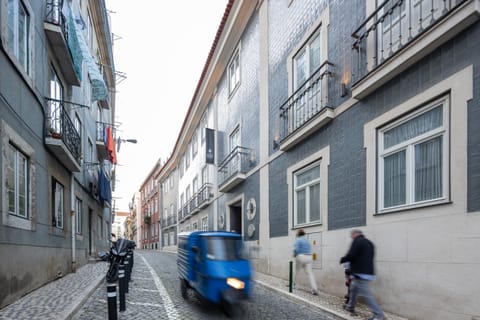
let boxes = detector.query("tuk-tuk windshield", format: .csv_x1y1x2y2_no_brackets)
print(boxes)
206,236,243,261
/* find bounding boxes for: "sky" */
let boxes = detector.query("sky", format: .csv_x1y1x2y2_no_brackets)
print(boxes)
105,1,228,212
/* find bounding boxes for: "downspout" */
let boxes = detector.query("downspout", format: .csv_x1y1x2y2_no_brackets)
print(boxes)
71,173,77,272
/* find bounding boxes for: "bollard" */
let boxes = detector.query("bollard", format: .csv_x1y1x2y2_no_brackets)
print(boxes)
118,265,126,312
289,260,293,293
107,282,117,320
124,258,130,293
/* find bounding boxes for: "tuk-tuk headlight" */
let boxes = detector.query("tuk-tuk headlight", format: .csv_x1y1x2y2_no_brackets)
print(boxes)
226,277,245,290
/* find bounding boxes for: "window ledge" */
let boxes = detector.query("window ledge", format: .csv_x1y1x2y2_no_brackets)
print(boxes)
352,0,480,100
375,199,452,215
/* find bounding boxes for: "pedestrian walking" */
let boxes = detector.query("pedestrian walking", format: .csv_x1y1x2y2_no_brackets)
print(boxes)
293,229,318,295
340,229,385,320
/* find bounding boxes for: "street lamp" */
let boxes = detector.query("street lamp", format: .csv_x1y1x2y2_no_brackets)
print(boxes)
117,136,137,152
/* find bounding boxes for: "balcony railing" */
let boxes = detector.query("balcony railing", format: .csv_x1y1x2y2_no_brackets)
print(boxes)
197,183,213,209
352,0,468,84
44,0,80,86
45,98,81,171
218,146,252,192
279,61,333,143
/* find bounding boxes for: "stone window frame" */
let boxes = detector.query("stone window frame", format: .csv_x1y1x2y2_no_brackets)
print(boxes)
364,66,472,221
0,0,35,82
287,145,329,232
1,120,36,231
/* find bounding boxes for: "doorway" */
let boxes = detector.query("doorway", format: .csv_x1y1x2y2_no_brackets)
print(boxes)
228,202,242,234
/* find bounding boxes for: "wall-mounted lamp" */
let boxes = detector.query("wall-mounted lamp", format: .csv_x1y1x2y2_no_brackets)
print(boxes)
249,149,256,165
341,83,349,97
273,129,280,150
117,136,137,152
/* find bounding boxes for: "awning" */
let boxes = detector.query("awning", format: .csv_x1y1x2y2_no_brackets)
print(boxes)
66,5,108,102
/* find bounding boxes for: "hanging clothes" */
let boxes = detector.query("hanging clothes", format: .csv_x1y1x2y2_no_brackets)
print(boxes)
105,126,117,164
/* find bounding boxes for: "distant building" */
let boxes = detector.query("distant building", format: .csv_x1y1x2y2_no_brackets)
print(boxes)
0,0,116,308
112,211,128,238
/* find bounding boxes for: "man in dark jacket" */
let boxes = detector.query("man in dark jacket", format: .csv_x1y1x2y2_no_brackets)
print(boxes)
340,230,385,320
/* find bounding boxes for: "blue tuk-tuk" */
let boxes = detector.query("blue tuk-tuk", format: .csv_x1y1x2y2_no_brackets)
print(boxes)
177,231,252,317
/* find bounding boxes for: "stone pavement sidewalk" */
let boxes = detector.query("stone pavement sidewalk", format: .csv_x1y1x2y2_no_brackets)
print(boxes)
0,252,407,320
0,262,107,320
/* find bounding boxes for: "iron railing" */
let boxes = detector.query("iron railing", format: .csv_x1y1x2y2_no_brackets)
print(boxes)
218,146,252,187
351,0,467,83
45,98,81,161
45,0,68,40
197,183,213,207
279,61,333,142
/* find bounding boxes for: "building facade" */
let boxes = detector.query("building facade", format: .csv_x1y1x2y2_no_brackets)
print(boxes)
156,160,178,250
0,0,117,308
144,0,480,319
139,160,161,249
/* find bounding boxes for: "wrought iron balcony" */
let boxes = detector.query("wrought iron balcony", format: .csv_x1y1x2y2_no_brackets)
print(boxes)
351,0,476,98
44,0,80,86
189,194,199,214
218,146,253,193
277,61,334,150
197,183,213,209
45,98,81,172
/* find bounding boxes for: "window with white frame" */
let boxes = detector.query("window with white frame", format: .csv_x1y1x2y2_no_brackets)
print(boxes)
5,0,31,73
378,97,449,211
201,113,207,143
7,143,28,218
228,48,240,95
201,166,208,185
185,147,190,169
75,197,82,234
169,173,174,188
170,203,174,217
180,156,184,177
201,216,208,231
52,179,64,229
293,29,321,90
229,126,240,153
192,221,198,231
192,131,198,158
192,176,198,195
49,66,63,134
293,161,321,226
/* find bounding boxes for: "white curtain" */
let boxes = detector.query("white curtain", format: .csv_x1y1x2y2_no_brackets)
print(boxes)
384,150,406,207
415,136,442,201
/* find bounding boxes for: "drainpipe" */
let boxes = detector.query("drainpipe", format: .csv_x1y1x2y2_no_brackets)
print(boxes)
71,173,76,272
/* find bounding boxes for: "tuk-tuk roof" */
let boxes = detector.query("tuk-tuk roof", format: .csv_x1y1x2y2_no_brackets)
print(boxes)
178,231,242,239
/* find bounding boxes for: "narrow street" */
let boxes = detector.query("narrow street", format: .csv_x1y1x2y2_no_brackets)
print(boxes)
73,250,342,320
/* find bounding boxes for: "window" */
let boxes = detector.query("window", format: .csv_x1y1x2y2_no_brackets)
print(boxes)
229,126,240,153
293,30,321,90
201,113,207,143
202,216,208,231
87,139,93,163
6,0,31,73
170,203,174,217
185,148,190,169
75,198,82,234
169,174,174,188
180,156,184,177
192,221,198,231
52,179,64,229
228,49,240,95
378,98,448,211
192,176,198,195
49,66,64,134
7,143,28,218
192,131,198,158
293,161,321,226
202,166,208,185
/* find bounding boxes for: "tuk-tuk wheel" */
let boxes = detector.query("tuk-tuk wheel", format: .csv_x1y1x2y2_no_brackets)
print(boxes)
180,278,188,299
221,297,236,318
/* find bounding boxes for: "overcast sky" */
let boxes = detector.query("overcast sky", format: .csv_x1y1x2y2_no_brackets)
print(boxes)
105,0,228,212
